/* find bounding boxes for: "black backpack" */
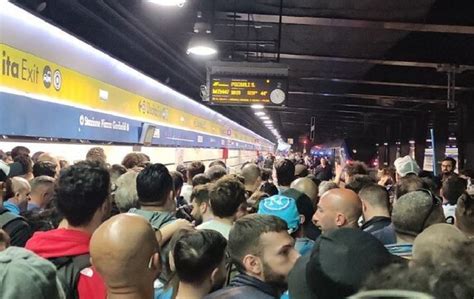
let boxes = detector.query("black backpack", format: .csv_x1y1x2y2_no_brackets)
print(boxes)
49,254,91,299
0,207,20,228
0,206,32,247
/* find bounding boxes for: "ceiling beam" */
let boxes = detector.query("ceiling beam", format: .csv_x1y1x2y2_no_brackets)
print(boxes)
217,12,474,35
289,91,444,104
296,77,474,91
237,51,474,71
272,106,420,115
280,113,391,123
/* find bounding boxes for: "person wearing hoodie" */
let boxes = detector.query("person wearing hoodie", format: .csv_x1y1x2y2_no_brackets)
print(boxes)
26,160,110,299
205,214,300,299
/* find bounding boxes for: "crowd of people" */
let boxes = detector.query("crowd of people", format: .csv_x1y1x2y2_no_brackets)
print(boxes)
0,145,473,299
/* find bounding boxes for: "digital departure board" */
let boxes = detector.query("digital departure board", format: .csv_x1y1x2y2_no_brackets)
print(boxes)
210,77,287,106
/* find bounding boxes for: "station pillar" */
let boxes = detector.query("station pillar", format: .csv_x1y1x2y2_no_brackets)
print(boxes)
414,115,428,170
432,110,449,175
458,99,474,169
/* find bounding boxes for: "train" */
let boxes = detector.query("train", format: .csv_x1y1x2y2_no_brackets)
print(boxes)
0,2,273,169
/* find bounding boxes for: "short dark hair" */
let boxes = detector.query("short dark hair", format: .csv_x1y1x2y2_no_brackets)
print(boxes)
121,152,149,169
170,171,184,191
345,174,374,194
11,146,30,160
209,160,226,169
33,161,57,178
241,163,261,186
205,165,227,182
191,184,210,205
209,176,246,218
442,176,467,205
14,154,33,174
192,173,211,187
173,229,227,284
275,159,295,186
176,164,188,182
136,163,173,206
442,157,457,169
260,168,272,182
396,175,424,199
187,161,205,180
259,182,279,196
86,147,107,164
346,161,369,177
55,161,110,226
359,184,390,210
228,214,288,272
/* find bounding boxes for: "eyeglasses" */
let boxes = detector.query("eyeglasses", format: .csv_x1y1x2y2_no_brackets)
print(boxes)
416,188,442,234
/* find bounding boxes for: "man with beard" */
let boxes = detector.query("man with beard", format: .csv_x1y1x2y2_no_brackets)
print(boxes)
205,214,300,299
441,157,457,181
174,229,227,299
190,184,214,226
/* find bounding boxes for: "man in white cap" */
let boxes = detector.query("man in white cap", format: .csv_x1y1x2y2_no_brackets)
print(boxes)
394,156,421,182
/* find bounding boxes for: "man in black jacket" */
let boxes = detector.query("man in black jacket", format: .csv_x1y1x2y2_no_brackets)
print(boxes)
205,214,300,299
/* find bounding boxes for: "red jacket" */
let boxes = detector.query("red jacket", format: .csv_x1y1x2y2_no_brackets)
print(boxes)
26,228,106,299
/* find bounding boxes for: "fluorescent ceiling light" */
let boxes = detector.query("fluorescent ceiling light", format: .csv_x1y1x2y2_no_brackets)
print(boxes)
148,0,186,7
251,104,264,109
263,120,273,124
254,112,265,116
260,116,270,120
187,34,217,56
187,45,217,56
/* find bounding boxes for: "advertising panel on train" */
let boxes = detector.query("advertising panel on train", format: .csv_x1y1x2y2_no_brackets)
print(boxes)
0,2,274,152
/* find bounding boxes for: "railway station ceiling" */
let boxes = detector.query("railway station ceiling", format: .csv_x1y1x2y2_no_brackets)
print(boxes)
12,0,474,143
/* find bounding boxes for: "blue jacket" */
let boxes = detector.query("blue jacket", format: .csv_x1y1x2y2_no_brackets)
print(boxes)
205,273,280,299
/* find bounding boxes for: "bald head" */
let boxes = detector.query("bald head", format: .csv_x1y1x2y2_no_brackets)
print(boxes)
9,177,30,212
11,177,30,194
413,224,471,268
312,188,362,233
326,188,362,221
90,213,160,292
290,178,318,202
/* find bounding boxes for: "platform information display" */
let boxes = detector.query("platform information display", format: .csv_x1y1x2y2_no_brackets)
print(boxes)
210,77,287,106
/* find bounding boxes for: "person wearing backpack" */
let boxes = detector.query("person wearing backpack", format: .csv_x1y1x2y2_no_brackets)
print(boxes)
26,161,110,299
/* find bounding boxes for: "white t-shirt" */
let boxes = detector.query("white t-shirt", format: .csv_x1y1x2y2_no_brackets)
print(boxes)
181,183,193,204
443,204,456,224
196,219,232,239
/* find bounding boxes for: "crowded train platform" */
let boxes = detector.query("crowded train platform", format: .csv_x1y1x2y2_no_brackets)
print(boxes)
2,0,474,298
1,147,473,298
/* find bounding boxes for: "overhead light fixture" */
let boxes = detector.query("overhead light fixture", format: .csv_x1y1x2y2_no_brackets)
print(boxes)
260,116,270,120
148,0,186,7
264,120,273,124
254,111,266,116
187,34,217,56
251,104,264,109
187,13,217,56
